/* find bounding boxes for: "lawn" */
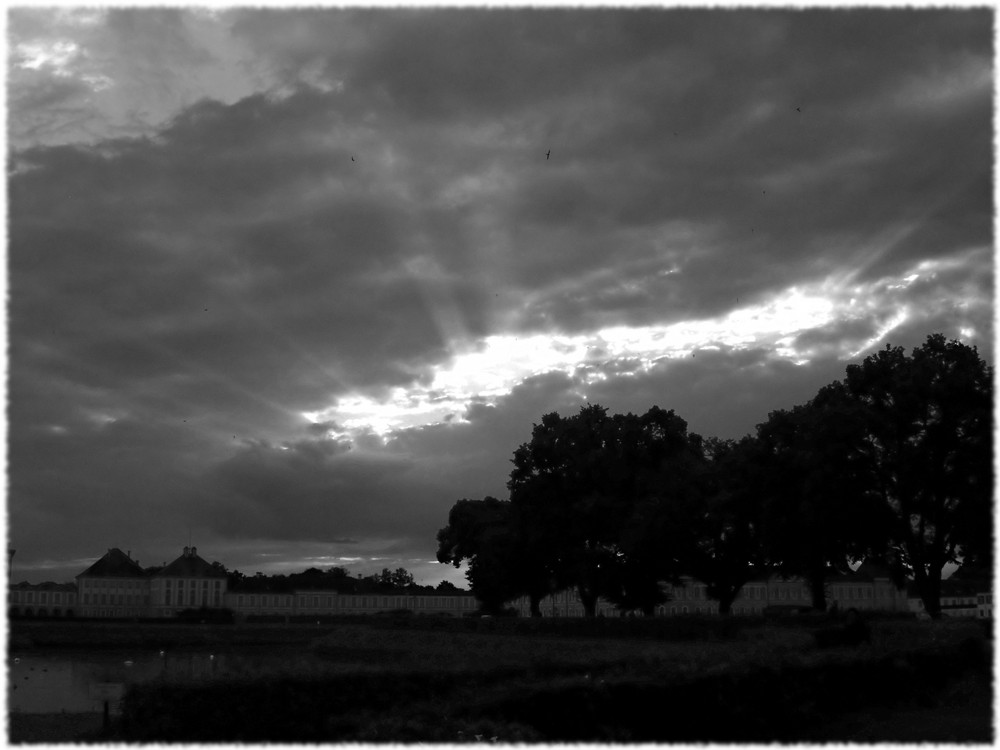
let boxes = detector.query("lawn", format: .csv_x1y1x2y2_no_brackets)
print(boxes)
8,615,992,742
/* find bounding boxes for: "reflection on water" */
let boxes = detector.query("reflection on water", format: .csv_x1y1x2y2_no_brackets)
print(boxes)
8,650,242,714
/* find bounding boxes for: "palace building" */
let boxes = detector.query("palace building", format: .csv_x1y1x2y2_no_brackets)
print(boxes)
7,547,991,622
9,546,477,620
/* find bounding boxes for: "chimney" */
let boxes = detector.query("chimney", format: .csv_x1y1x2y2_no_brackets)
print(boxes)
191,546,197,557
183,546,190,557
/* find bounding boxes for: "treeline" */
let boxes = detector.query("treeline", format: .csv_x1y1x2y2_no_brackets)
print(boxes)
218,565,464,595
437,334,992,619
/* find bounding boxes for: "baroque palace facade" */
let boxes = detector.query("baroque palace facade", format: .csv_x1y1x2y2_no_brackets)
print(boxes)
9,546,477,620
510,561,992,620
7,546,992,621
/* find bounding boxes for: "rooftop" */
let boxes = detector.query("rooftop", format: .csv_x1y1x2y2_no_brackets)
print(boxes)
156,546,227,579
76,548,147,579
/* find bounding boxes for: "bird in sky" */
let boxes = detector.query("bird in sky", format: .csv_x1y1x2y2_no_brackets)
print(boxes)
546,149,551,160
351,156,355,161
796,107,801,112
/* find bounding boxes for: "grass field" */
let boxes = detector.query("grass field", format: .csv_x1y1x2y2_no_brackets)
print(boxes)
8,614,993,742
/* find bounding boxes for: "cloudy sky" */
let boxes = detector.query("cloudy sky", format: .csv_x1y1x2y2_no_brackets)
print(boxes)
7,7,993,586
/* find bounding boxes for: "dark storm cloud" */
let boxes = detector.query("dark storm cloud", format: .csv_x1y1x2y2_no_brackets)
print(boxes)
226,9,991,336
9,8,991,583
229,7,990,336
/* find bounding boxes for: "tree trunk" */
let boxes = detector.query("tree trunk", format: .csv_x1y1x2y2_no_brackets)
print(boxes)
578,585,598,617
716,592,735,616
914,567,942,619
807,572,828,612
529,593,542,618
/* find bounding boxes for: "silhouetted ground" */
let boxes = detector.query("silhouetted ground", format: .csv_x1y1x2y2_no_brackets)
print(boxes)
806,670,992,743
7,616,992,743
8,712,105,744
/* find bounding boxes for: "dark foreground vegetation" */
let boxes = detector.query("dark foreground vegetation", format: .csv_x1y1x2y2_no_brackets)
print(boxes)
9,615,991,743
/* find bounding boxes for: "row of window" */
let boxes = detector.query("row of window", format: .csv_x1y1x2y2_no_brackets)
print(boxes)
9,591,74,604
79,579,144,591
231,594,475,610
12,587,475,613
9,607,74,616
671,585,886,602
831,587,877,600
160,579,223,590
82,593,151,606
656,604,766,615
80,608,146,618
163,590,222,607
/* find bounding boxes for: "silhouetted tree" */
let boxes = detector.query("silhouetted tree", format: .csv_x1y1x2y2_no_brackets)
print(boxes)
839,334,992,618
508,404,703,616
373,567,415,589
683,436,769,615
757,384,891,611
436,496,544,614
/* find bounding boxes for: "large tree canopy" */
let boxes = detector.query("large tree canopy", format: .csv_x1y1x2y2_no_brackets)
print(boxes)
506,404,703,616
840,334,992,618
756,383,892,611
683,435,770,615
436,496,532,614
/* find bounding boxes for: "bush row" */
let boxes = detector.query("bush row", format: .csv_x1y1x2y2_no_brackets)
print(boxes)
489,639,991,742
115,636,990,742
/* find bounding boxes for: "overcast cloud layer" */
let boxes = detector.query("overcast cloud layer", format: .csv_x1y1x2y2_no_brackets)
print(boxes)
8,8,993,585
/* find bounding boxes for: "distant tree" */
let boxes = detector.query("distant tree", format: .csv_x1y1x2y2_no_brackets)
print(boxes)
839,334,993,618
435,580,462,592
372,567,415,590
325,566,358,591
390,568,415,588
225,568,247,589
